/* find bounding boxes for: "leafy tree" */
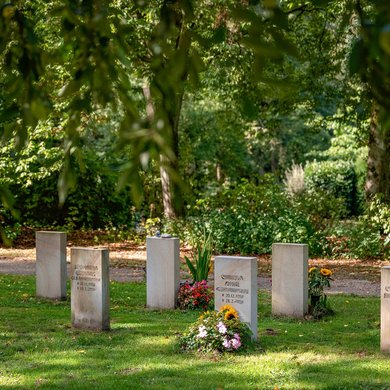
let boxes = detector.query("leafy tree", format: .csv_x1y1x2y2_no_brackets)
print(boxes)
349,0,390,202
0,1,299,225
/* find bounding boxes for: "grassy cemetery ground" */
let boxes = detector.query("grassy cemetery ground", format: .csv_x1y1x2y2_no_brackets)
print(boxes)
1,274,390,389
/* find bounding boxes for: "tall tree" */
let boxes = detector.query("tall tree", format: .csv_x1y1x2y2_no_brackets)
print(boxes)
0,0,305,220
350,0,390,201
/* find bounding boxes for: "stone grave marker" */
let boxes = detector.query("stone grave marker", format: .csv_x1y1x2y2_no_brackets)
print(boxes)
146,236,180,309
214,256,258,339
381,266,390,352
36,231,67,300
272,243,308,317
71,247,110,330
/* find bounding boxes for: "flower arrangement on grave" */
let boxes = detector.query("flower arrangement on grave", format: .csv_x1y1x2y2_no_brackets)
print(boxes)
179,304,252,353
178,230,214,310
177,280,213,310
308,266,334,318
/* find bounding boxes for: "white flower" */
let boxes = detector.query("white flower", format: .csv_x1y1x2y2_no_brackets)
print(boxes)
217,321,227,334
197,325,207,338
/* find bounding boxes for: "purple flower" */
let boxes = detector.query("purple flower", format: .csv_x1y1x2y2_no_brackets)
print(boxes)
222,338,232,349
231,337,241,350
216,321,227,334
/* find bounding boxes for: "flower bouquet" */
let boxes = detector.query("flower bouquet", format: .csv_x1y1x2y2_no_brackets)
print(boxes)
179,305,252,353
308,266,334,318
177,280,213,310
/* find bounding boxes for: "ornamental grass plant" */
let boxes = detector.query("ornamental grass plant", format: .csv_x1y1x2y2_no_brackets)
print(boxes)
179,305,252,353
184,231,213,282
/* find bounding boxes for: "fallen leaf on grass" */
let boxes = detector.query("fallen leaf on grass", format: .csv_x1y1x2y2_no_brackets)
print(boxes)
264,328,279,336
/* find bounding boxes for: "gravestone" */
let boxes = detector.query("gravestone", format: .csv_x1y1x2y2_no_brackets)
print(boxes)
272,243,308,317
71,247,110,330
381,266,390,352
146,236,180,309
36,231,67,300
214,256,258,339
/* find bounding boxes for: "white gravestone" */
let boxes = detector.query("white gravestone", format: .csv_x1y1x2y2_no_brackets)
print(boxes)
36,231,67,300
146,236,180,309
272,243,308,317
381,266,390,352
214,256,258,340
71,248,110,330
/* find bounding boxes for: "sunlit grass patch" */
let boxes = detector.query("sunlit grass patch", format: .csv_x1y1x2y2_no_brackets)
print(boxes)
0,274,389,389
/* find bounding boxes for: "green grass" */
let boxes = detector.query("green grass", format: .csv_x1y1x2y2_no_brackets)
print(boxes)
0,275,389,389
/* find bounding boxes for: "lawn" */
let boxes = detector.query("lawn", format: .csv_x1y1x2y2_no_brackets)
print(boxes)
0,274,389,389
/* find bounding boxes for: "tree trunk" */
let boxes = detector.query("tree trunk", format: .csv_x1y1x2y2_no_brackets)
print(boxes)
365,105,390,202
159,155,176,219
143,84,183,219
149,2,189,218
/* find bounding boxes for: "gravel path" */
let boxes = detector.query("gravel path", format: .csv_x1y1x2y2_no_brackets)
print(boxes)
0,258,380,297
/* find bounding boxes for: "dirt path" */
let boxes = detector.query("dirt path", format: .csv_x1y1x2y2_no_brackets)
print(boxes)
0,253,382,297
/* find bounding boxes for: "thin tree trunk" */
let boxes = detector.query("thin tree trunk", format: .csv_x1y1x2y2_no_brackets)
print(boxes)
159,155,175,218
153,2,189,218
365,104,390,201
143,85,178,219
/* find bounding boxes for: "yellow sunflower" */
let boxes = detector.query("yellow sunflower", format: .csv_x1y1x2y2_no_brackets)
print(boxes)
320,268,332,277
219,304,239,320
219,304,235,312
224,309,239,321
308,267,317,273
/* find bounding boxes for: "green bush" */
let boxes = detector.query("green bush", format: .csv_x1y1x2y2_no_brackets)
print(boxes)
326,220,387,259
363,195,390,238
291,188,348,230
0,119,135,233
304,159,357,215
173,178,324,255
322,195,390,259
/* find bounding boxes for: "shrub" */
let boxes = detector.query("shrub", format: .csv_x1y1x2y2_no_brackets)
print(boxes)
0,118,135,232
180,178,322,255
326,220,388,259
363,195,390,242
291,188,348,230
304,159,357,215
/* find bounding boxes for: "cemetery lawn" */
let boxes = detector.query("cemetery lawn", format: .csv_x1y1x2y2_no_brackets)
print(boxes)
1,275,389,390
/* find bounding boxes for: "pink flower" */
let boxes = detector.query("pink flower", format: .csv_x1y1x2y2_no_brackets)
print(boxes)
222,338,231,349
216,321,227,334
231,336,241,350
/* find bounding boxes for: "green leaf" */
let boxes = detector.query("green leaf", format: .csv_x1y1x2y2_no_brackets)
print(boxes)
185,255,197,280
